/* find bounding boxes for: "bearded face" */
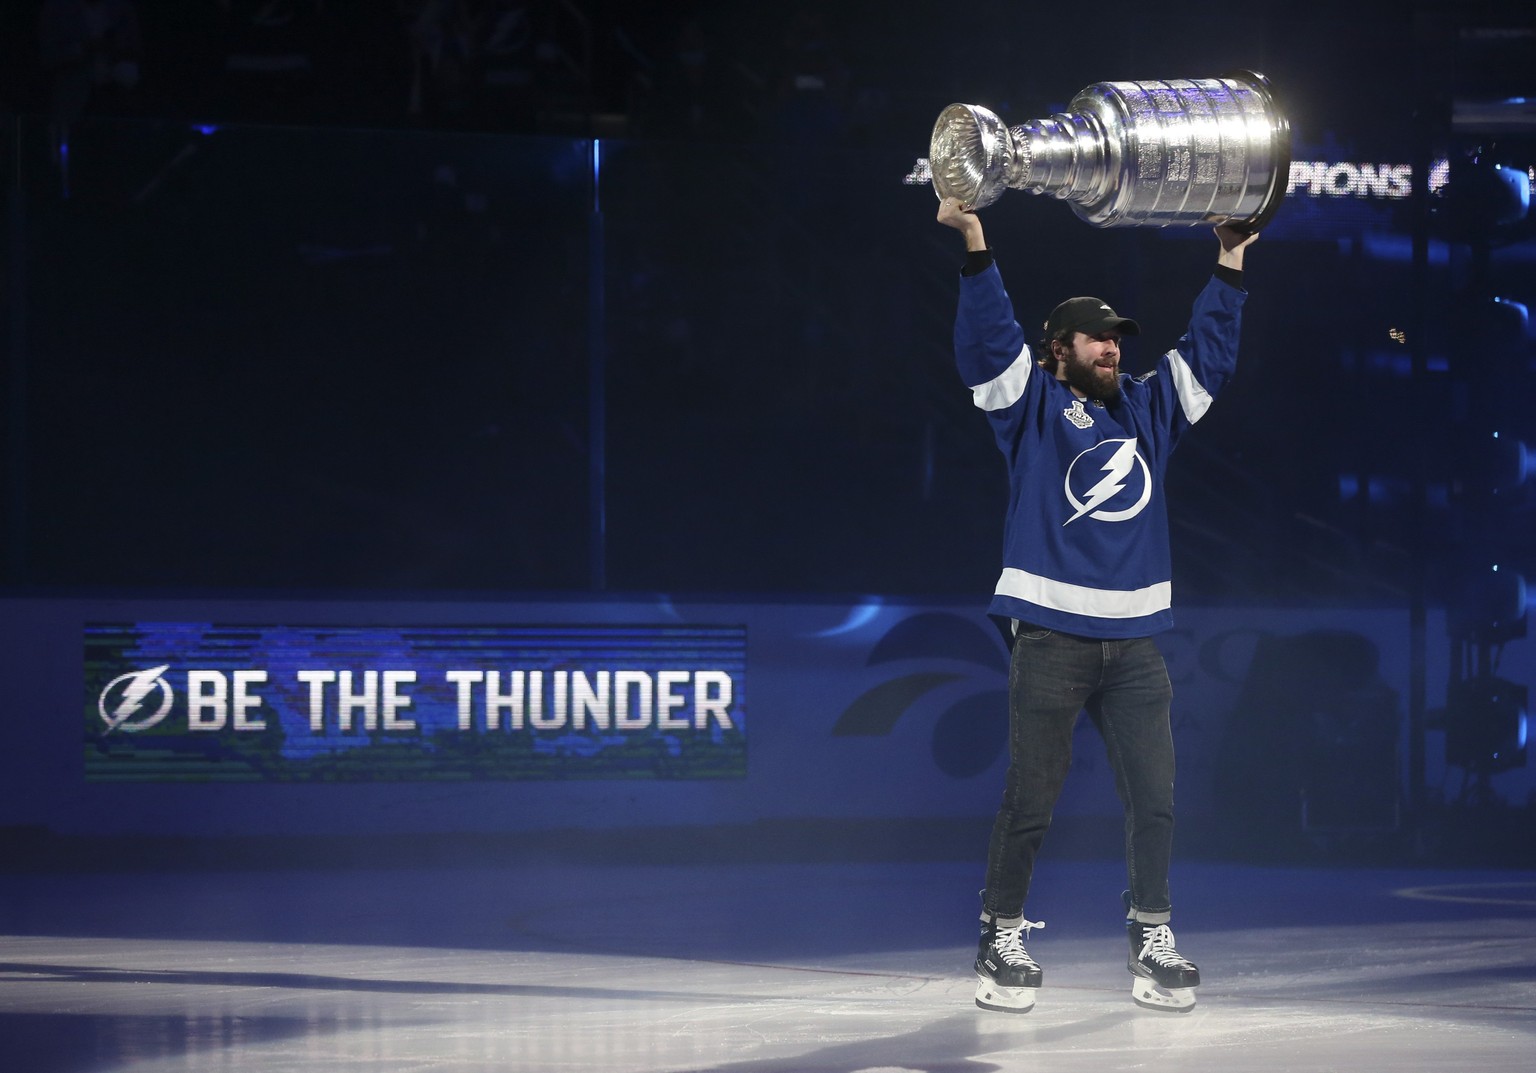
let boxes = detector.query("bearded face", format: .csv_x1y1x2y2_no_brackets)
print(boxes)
1055,332,1123,403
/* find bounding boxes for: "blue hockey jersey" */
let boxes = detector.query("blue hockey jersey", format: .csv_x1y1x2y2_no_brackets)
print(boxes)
955,261,1246,639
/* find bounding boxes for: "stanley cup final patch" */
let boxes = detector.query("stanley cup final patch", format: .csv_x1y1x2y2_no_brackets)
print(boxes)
1062,399,1095,429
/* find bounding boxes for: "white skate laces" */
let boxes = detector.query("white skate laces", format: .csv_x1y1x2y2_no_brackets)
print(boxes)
1136,923,1193,969
994,919,1044,967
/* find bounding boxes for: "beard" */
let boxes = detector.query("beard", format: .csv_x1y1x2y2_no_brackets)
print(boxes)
1062,352,1122,403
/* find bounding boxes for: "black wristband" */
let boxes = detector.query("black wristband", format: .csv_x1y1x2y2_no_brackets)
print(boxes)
1214,264,1243,289
962,249,995,277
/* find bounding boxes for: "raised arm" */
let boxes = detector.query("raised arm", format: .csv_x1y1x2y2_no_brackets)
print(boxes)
938,196,988,252
1215,223,1259,272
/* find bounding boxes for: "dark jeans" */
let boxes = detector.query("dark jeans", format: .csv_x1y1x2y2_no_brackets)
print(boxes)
982,626,1176,923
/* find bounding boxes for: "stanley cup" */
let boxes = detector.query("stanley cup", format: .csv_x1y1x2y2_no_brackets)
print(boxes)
928,71,1291,230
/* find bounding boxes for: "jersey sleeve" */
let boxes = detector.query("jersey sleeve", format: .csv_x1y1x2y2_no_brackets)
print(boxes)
954,262,1040,451
1144,274,1246,445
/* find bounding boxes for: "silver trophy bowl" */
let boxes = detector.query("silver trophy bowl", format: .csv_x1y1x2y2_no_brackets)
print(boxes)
929,71,1291,230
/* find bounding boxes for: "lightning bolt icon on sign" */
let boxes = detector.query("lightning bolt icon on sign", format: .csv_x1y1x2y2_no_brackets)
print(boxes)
113,664,169,721
98,664,175,732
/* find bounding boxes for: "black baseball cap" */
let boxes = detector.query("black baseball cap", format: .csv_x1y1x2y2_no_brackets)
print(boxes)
1044,296,1140,339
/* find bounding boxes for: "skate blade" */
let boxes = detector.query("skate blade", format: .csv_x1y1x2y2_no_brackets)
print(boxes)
975,979,1036,1013
1131,977,1196,1012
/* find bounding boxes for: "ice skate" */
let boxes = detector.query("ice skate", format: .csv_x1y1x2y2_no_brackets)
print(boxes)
974,917,1044,1013
1127,917,1200,1012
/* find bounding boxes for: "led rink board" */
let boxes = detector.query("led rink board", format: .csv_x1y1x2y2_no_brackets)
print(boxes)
84,622,747,782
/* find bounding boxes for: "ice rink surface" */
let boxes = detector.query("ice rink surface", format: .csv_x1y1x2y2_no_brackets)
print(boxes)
2,854,1533,1072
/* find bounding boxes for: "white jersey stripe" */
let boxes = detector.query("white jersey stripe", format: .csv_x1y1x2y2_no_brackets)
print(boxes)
970,344,1035,412
995,567,1172,619
1165,347,1213,424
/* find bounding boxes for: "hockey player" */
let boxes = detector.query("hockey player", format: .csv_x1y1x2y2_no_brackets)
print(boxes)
937,195,1257,1013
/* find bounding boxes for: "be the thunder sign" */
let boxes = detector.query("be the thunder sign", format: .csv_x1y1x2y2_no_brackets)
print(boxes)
85,623,746,781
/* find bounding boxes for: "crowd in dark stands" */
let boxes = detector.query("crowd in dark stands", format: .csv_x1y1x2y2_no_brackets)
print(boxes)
4,1,920,144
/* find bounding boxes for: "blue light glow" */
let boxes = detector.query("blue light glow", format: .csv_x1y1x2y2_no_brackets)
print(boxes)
1490,297,1531,342
591,138,602,214
812,599,885,638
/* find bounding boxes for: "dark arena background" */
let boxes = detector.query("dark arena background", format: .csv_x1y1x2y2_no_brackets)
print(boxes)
1,2,1533,1070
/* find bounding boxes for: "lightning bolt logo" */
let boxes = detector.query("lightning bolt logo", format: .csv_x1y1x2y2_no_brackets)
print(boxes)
1063,438,1152,525
98,665,174,732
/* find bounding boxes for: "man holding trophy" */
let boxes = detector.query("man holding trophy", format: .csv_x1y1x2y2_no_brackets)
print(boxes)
927,73,1284,1014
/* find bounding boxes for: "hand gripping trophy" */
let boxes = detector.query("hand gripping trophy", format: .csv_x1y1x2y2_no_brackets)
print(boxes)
923,71,1290,230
